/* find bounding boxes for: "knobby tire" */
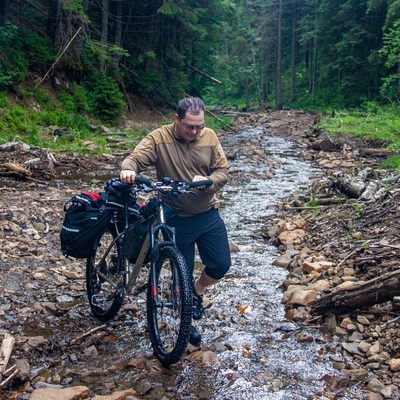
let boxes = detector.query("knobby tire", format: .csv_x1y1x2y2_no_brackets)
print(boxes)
147,246,192,366
86,226,125,321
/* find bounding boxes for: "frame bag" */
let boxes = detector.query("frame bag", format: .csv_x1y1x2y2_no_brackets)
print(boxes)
60,192,112,259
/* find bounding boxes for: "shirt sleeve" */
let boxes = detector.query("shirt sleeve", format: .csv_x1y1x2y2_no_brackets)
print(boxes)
120,133,158,173
207,136,229,193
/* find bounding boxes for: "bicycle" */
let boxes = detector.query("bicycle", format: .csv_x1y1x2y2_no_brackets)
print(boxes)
85,176,212,366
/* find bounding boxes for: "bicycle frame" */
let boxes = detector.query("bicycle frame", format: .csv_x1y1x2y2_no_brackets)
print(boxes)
95,194,178,295
87,176,213,365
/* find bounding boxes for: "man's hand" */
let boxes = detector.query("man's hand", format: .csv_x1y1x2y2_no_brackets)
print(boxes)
192,175,209,190
120,170,137,184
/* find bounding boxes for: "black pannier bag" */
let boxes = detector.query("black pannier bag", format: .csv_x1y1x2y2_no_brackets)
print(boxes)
123,219,150,263
60,192,113,259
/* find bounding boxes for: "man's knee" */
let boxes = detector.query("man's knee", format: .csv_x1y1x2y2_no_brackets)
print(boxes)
205,261,231,280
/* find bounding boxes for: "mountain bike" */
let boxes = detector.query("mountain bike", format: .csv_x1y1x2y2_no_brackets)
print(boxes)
85,176,212,366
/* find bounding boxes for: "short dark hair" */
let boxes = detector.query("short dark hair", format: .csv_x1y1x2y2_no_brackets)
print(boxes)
176,97,205,120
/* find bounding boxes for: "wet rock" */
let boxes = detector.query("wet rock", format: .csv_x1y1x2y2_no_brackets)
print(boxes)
366,392,384,400
367,377,386,392
388,358,400,372
286,289,318,307
183,350,219,365
380,385,398,399
92,389,139,399
340,368,368,378
29,385,90,400
302,260,333,274
272,253,292,268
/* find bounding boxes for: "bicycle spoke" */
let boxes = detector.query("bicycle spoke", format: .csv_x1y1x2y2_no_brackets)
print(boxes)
86,228,125,320
147,246,192,366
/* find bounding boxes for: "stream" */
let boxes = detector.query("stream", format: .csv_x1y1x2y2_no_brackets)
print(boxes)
2,125,366,399
79,126,363,399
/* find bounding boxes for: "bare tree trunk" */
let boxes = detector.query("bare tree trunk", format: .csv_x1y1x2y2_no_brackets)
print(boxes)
72,0,88,61
311,2,318,101
114,0,123,69
100,0,109,71
0,0,11,26
290,0,298,101
276,0,283,110
244,0,249,111
47,0,62,44
312,35,318,100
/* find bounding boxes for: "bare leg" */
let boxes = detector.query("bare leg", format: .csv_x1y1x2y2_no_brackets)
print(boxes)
194,269,218,295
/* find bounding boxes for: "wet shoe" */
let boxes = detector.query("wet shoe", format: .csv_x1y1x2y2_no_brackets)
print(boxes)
192,286,203,320
189,325,201,346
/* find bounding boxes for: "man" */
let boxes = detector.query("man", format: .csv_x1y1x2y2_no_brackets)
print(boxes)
120,96,231,345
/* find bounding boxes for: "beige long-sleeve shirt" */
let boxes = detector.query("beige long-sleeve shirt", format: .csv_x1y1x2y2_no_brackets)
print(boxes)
121,123,229,216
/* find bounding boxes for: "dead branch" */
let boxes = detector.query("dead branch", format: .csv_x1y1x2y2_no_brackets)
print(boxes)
0,366,19,388
188,65,222,84
70,324,107,345
34,27,82,89
2,162,32,177
0,334,15,374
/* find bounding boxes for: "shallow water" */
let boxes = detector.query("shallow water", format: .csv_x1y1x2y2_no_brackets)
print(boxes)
14,126,365,399
206,128,339,399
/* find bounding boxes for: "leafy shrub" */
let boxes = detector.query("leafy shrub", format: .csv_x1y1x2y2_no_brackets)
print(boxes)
82,73,125,123
0,25,28,88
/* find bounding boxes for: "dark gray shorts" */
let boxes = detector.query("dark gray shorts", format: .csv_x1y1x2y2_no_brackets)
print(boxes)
167,208,231,280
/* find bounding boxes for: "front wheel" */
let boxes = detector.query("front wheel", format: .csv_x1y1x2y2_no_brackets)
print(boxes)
147,246,192,366
86,227,125,321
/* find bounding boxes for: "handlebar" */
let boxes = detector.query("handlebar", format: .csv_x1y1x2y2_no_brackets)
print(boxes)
187,180,213,188
105,177,213,197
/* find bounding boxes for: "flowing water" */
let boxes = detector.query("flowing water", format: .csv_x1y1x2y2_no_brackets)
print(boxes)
199,127,345,399
100,126,362,399
11,126,365,399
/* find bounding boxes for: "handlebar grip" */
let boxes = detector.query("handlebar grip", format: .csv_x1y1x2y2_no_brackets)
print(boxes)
134,176,152,186
187,180,213,188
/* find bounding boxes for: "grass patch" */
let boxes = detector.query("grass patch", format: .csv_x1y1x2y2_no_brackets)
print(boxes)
0,89,234,156
320,103,400,168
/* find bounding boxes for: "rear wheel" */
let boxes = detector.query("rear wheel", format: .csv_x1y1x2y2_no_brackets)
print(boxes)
86,227,125,321
147,246,192,366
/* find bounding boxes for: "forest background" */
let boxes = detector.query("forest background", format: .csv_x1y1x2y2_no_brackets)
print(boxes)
0,0,399,166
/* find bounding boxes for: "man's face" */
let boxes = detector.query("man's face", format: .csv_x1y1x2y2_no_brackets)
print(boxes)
174,111,205,142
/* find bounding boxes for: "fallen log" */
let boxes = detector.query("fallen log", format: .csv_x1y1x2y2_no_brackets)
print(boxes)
331,172,366,198
360,147,392,157
314,197,347,206
309,269,400,316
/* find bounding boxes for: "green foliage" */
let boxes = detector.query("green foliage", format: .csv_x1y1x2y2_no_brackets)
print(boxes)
59,83,90,114
0,24,29,88
320,103,400,169
0,92,10,108
322,103,400,145
379,20,400,101
0,24,56,90
83,74,125,123
351,202,365,219
381,155,400,170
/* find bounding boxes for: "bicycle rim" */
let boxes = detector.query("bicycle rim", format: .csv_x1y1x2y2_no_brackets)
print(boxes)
147,246,192,366
86,227,125,321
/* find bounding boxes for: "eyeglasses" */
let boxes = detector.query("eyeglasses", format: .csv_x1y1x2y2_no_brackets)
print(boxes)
179,120,204,132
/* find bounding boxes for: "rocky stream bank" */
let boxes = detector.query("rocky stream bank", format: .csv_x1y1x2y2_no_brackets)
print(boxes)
0,109,399,399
